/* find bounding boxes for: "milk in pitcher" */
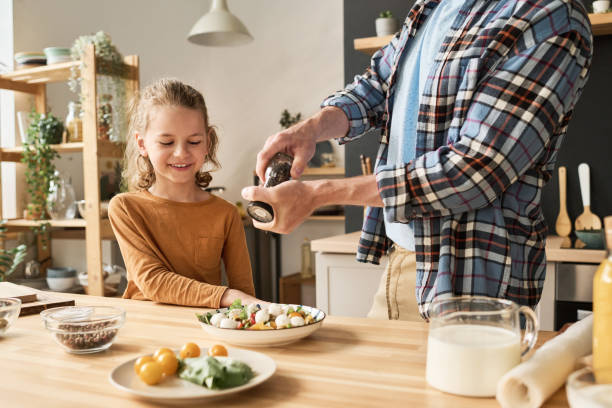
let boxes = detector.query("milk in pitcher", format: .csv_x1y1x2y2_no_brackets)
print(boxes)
426,324,521,396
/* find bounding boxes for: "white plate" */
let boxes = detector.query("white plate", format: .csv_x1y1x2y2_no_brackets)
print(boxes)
109,348,276,403
198,304,325,347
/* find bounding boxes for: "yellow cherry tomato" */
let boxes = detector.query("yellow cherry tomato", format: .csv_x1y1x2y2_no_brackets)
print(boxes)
179,342,200,359
289,312,303,319
138,361,163,385
207,344,228,357
133,355,155,375
156,351,178,376
153,347,174,360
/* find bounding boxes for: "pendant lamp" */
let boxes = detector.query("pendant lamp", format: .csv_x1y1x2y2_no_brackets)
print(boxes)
187,0,253,47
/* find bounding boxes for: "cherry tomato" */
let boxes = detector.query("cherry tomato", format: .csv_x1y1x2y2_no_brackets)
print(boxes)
179,342,200,359
133,355,155,375
138,361,163,385
289,312,303,319
153,347,174,360
156,351,178,376
207,344,228,357
249,313,256,325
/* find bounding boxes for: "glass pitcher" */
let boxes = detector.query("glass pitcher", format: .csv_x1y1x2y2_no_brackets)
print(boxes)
46,171,77,219
425,296,538,397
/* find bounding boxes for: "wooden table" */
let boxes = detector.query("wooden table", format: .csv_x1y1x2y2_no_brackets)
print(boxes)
1,294,569,407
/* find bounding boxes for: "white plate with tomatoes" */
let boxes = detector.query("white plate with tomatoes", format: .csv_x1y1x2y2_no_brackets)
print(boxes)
109,344,276,403
197,303,326,347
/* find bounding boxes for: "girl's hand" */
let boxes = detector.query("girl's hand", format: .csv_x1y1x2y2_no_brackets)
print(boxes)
241,180,317,234
220,289,269,308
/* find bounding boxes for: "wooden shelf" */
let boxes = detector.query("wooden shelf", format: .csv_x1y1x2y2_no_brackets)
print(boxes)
307,215,345,221
590,12,612,36
353,35,394,55
354,15,612,56
0,61,80,85
7,218,115,240
279,272,315,305
0,58,138,90
302,166,344,176
0,139,124,162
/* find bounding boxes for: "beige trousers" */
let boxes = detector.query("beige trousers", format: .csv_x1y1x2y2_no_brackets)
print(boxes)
367,244,421,321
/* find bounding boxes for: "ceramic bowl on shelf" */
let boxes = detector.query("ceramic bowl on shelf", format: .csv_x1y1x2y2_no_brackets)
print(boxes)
566,366,612,407
0,298,22,335
43,47,71,65
46,267,77,291
575,230,604,249
40,306,125,354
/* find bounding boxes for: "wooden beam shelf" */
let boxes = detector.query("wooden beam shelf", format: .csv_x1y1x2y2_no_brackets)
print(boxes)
307,215,345,221
355,14,612,55
0,139,124,162
302,166,345,176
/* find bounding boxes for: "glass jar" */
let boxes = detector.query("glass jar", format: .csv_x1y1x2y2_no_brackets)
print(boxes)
65,101,83,143
98,94,113,140
46,171,77,219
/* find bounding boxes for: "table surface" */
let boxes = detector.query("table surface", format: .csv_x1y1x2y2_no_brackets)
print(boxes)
1,294,569,407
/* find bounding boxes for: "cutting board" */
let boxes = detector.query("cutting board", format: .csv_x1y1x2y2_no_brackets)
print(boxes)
0,282,38,303
0,282,75,316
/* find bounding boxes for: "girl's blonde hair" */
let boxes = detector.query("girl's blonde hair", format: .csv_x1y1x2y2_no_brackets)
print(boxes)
122,78,220,191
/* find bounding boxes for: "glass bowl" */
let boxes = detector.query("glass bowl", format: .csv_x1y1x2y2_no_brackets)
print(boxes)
0,298,22,335
566,366,612,408
40,306,125,354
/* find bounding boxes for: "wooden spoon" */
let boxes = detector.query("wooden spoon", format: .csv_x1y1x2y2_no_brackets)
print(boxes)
555,166,572,248
575,163,602,231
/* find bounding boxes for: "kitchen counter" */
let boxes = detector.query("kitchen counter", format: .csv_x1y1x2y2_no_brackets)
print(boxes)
312,232,606,263
2,293,569,407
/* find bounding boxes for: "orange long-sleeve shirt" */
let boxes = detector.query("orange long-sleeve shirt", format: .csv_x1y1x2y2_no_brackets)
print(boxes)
108,191,255,308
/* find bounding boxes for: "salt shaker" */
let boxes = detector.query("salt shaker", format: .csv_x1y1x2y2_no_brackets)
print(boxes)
247,152,293,223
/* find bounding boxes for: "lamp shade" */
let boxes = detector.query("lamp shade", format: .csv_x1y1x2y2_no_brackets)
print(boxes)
188,0,253,47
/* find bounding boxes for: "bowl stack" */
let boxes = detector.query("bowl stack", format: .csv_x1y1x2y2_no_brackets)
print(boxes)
43,47,71,65
14,52,46,70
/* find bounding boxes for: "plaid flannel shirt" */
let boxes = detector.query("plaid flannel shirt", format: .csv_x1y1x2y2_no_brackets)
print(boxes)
322,0,592,316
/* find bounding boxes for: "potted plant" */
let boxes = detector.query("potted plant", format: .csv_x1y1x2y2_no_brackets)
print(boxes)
376,10,399,36
0,221,27,282
21,111,61,220
593,0,610,13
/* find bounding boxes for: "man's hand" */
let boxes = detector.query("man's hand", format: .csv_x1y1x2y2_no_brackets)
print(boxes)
241,180,318,234
255,107,349,182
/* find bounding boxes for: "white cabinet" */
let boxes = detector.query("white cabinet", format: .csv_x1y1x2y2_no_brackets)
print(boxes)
315,252,386,317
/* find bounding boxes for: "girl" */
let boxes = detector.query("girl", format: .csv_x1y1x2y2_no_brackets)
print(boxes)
109,78,259,308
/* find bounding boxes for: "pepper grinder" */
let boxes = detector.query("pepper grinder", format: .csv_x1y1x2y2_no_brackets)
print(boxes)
247,152,293,223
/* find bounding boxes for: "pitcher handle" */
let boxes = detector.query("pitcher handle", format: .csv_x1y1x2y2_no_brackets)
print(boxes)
519,306,539,357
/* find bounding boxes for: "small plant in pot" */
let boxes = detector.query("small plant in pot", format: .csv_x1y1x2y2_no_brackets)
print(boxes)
21,111,61,220
376,10,399,36
0,221,27,282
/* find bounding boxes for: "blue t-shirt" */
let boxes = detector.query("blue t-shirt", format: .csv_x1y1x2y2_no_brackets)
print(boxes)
383,0,464,250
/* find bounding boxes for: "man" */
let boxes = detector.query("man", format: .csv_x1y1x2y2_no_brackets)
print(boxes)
242,0,592,320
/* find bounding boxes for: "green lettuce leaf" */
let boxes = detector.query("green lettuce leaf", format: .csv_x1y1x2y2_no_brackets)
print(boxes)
178,356,254,390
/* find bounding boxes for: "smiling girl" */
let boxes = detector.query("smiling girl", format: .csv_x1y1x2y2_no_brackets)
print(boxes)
108,79,259,308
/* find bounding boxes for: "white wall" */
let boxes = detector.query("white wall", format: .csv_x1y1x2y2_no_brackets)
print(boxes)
11,0,346,279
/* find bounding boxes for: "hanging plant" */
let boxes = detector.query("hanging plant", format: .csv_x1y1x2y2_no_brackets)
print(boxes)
21,111,61,220
0,221,27,282
69,31,127,143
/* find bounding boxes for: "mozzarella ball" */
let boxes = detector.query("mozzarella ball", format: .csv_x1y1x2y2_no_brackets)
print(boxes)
290,315,305,327
246,303,260,315
266,303,283,317
255,309,270,324
210,313,224,328
275,314,290,329
220,318,239,329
